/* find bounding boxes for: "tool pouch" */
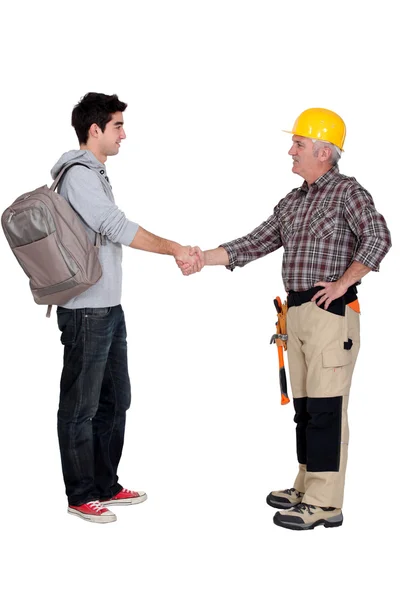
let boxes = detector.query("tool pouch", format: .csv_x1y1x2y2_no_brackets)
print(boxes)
274,298,288,350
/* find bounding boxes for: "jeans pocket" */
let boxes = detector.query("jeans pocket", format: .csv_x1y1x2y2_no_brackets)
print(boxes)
57,308,77,345
85,307,112,319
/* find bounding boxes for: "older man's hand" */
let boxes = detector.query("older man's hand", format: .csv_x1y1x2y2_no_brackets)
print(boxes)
311,280,348,310
175,246,205,275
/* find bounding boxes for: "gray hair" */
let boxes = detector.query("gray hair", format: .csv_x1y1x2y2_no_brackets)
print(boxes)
312,139,342,165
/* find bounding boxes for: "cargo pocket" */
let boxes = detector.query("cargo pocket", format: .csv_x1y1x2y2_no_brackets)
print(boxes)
320,345,352,396
306,396,342,472
57,308,77,345
322,347,352,368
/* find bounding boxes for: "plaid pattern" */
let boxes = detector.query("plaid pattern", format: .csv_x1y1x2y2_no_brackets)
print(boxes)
221,166,391,291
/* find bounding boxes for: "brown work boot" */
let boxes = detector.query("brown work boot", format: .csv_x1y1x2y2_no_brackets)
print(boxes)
266,487,304,509
273,503,343,530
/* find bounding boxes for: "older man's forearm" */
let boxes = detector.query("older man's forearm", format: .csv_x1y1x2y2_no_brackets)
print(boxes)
337,261,371,289
204,247,230,266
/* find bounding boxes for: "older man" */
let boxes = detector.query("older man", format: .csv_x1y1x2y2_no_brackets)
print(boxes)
179,108,392,530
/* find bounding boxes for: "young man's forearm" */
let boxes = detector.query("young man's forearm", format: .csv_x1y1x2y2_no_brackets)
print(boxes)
129,226,180,255
129,226,203,272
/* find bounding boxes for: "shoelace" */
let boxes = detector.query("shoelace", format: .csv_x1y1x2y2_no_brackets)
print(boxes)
121,488,133,494
87,501,105,513
283,487,302,497
291,503,316,515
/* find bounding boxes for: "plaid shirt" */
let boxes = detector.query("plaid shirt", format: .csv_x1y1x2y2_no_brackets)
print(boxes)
221,166,391,291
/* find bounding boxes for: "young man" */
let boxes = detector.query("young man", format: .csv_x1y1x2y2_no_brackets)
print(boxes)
178,108,392,530
51,92,203,524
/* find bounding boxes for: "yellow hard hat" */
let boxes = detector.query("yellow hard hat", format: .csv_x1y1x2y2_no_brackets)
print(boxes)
284,108,346,151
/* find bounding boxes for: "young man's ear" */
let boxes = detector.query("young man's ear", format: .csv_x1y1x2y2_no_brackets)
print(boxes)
88,123,100,138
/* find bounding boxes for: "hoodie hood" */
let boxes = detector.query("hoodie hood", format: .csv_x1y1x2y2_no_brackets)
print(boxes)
51,149,107,180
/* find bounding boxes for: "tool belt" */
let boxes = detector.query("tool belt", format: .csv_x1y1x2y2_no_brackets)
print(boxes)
287,284,358,316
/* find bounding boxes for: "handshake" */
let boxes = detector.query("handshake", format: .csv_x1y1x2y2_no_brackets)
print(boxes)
175,246,205,276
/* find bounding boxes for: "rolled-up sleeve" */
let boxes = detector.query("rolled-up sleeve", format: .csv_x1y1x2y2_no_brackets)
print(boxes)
63,167,139,246
220,210,283,271
344,187,392,271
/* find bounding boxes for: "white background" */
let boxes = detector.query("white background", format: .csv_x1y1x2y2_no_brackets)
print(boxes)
1,1,398,598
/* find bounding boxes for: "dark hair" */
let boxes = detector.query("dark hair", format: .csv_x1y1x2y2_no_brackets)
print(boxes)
71,92,128,144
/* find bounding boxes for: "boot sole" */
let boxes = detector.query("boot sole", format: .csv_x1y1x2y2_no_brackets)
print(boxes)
273,514,343,530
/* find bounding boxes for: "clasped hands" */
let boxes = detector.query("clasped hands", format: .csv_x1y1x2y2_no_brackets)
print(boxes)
175,246,204,276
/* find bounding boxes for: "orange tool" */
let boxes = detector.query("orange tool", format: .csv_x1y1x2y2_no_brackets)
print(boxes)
270,296,290,405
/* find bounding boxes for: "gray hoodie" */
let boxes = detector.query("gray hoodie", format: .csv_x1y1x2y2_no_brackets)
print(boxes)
51,150,139,308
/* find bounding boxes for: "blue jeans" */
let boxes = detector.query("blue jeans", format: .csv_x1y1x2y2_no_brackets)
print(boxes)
57,305,131,506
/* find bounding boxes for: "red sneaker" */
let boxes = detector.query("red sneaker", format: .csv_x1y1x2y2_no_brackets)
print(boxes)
68,500,117,523
102,488,148,506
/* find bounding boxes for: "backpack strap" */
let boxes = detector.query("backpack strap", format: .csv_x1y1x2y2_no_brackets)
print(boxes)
51,162,103,248
50,162,90,192
46,163,103,318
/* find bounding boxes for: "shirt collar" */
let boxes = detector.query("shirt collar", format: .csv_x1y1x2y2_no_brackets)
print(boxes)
300,165,340,192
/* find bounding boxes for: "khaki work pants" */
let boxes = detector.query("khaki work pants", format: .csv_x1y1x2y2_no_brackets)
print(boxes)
287,301,360,508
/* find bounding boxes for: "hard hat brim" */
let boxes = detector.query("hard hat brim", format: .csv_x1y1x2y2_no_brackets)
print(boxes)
282,129,344,151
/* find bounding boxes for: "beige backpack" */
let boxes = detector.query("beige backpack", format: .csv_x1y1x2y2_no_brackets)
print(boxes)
2,164,102,316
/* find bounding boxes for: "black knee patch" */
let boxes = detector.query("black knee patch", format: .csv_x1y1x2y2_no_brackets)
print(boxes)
293,397,309,465
306,396,343,472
